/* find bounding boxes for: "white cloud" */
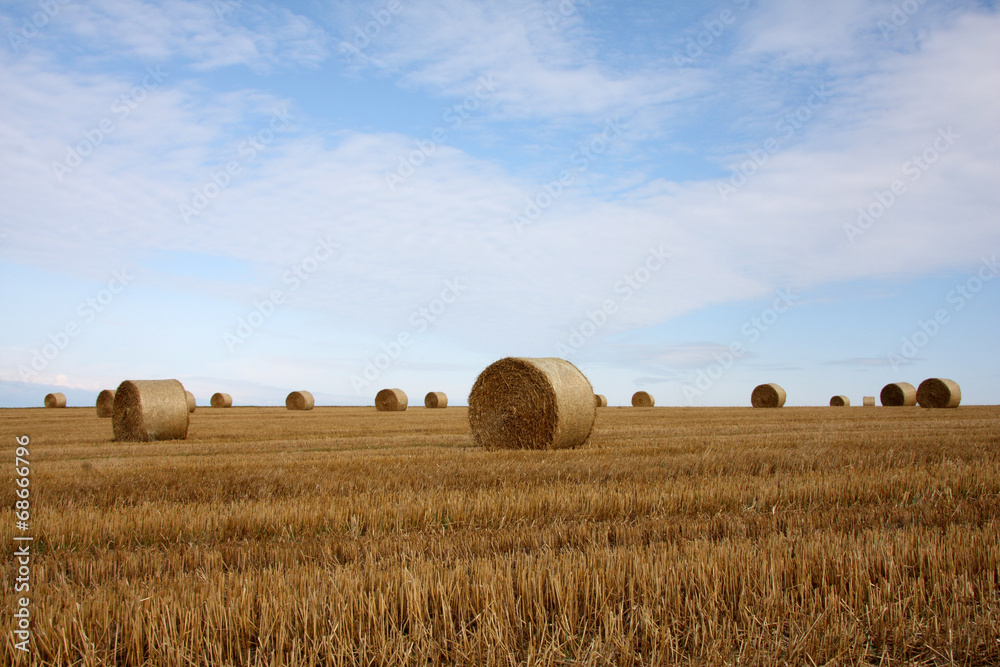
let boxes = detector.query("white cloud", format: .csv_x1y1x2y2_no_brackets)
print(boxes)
336,0,703,122
1,1,998,404
8,0,328,71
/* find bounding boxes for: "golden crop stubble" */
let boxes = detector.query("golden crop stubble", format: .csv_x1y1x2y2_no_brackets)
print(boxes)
0,405,998,665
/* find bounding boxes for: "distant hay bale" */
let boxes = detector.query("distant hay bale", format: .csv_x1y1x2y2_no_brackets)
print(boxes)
880,382,917,407
830,395,850,407
185,391,196,413
44,392,66,408
210,393,232,408
96,390,115,418
286,390,314,411
112,379,189,442
594,394,608,408
917,378,961,409
468,357,595,450
424,391,447,409
751,383,786,408
375,388,408,412
631,391,654,407
863,396,876,407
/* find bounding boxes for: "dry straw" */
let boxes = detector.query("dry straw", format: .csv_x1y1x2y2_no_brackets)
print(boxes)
424,392,448,409
916,378,961,408
751,383,786,408
594,394,608,408
112,379,189,442
468,357,595,450
863,396,876,407
631,391,654,407
96,390,115,418
185,391,197,413
286,391,315,411
829,395,850,407
375,388,408,412
44,392,66,408
880,382,917,407
210,393,233,408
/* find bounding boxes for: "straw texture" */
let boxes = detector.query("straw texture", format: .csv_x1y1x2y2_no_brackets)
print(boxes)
96,390,115,418
375,388,408,412
112,379,189,442
751,384,786,408
424,392,448,409
468,357,595,450
917,378,961,409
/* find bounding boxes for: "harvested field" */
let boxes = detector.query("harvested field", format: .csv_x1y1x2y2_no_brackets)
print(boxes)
1,405,998,666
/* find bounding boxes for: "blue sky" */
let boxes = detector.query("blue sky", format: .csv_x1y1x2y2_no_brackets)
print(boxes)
1,0,998,408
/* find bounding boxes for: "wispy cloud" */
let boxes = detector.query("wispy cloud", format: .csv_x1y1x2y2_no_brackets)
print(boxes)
5,0,328,71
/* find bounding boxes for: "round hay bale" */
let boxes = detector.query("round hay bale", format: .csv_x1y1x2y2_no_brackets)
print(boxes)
468,357,595,450
594,394,608,408
96,390,115,418
185,391,197,413
829,395,850,407
112,380,189,442
210,392,232,408
286,390,315,411
375,388,408,412
917,378,961,409
751,383,786,408
863,396,876,407
631,391,654,407
880,382,916,407
424,391,448,409
44,392,66,408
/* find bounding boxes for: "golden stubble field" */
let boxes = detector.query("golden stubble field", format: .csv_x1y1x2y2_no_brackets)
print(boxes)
1,405,998,666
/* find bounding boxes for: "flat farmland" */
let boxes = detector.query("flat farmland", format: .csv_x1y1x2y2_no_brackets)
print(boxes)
1,405,998,666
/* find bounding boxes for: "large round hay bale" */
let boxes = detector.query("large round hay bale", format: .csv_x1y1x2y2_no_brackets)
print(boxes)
863,396,876,407
468,357,595,450
44,392,66,408
424,391,447,409
112,380,189,442
375,388,407,412
829,395,849,407
185,391,196,413
917,378,961,409
594,394,608,408
96,390,115,418
286,390,314,411
751,383,786,408
210,392,232,408
880,382,916,407
631,391,654,407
